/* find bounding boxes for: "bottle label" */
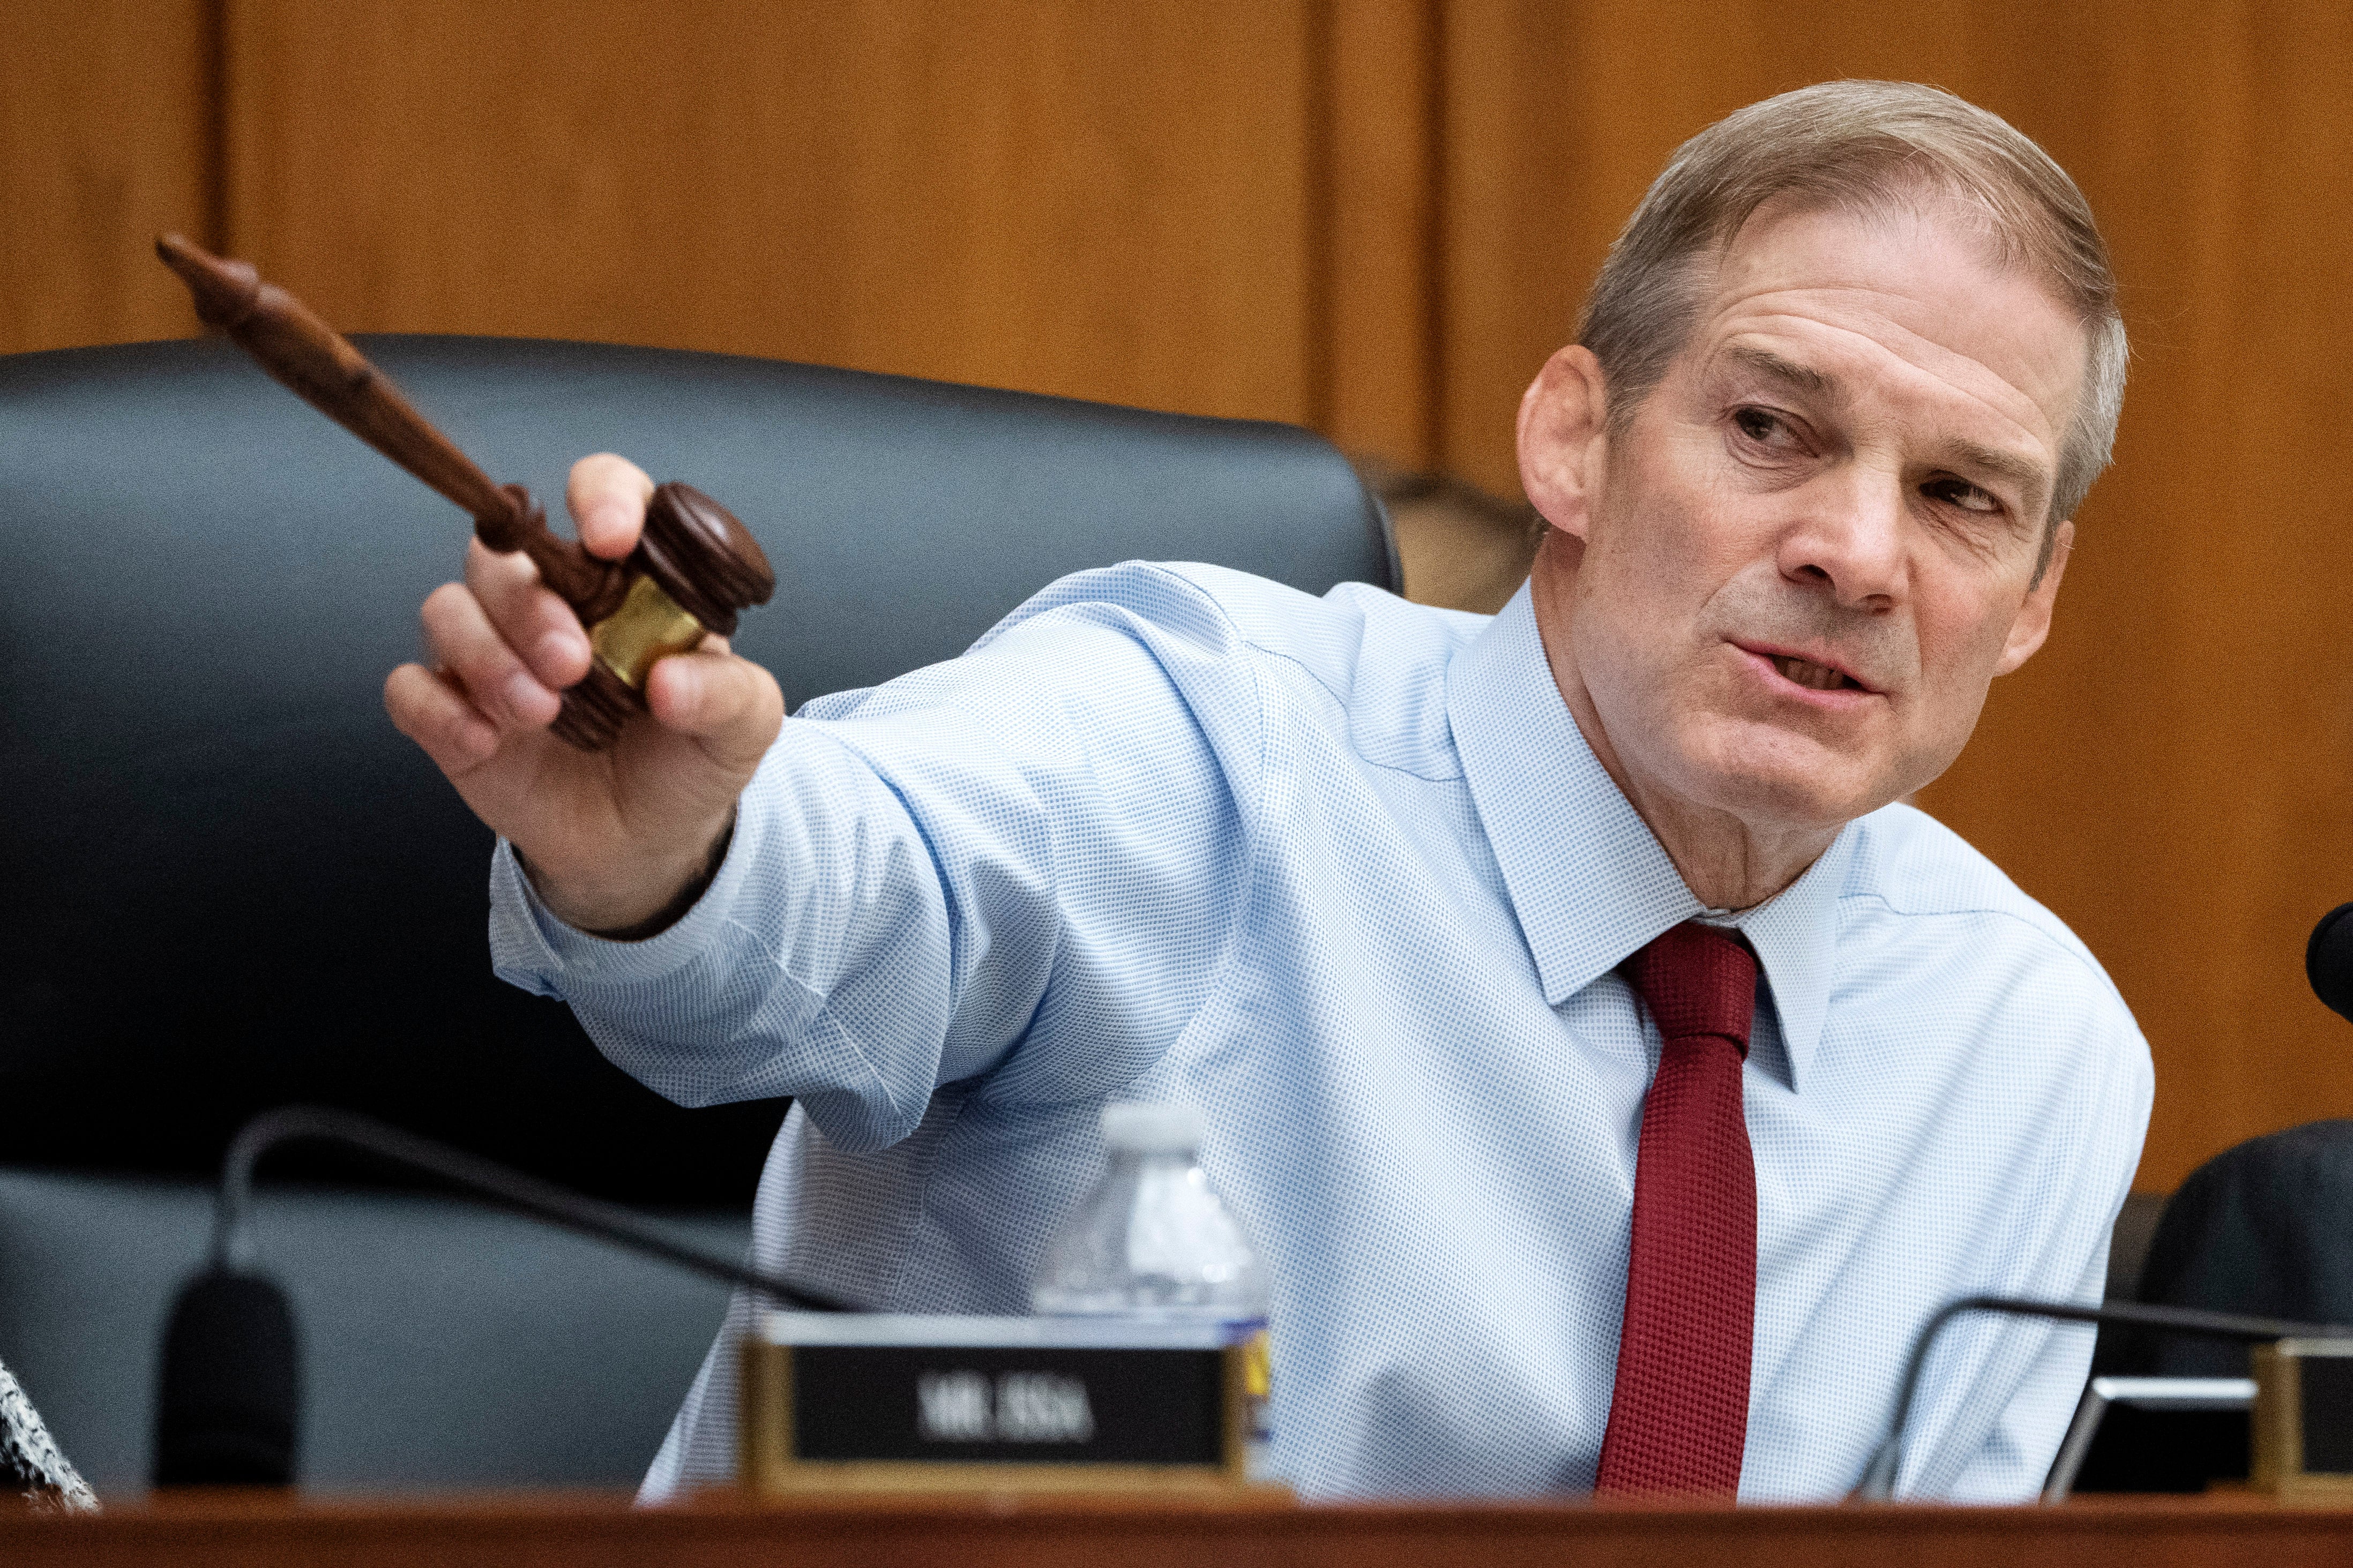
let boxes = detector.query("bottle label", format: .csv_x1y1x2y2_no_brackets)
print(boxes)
1230,1320,1274,1480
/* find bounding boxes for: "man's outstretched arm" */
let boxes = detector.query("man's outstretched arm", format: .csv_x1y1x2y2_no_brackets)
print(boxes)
393,470,1265,1146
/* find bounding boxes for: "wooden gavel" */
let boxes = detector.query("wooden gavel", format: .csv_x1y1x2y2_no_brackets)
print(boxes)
155,234,776,751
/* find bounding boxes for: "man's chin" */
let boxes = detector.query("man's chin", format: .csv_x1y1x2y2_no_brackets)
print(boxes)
1674,735,1900,832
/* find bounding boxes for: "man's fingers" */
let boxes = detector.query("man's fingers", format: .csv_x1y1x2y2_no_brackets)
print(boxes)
384,662,499,771
420,581,563,730
645,647,785,768
464,539,592,689
568,453,656,561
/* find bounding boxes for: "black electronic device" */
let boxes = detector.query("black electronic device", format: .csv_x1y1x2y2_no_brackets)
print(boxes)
2046,1375,2253,1497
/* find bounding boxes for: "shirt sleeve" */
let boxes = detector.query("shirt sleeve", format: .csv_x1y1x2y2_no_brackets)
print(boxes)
487,564,1266,1152
1938,1244,2110,1502
1908,979,2154,1501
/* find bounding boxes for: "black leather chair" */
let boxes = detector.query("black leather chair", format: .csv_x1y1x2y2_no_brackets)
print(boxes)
0,335,1394,1492
2102,1121,2353,1379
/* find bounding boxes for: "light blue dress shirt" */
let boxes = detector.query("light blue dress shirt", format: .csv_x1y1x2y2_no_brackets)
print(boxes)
488,563,2152,1504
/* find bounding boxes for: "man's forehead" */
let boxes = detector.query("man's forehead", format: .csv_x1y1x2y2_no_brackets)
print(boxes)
1696,203,2086,430
1683,204,2085,482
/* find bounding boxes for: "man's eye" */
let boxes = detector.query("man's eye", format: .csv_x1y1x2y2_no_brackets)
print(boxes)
1923,477,2000,514
1731,407,1785,444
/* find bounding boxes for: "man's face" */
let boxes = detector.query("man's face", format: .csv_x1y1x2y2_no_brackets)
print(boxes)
1520,198,2086,835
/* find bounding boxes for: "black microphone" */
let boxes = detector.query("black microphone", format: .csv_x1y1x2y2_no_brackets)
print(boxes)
154,1271,300,1487
154,1104,856,1488
2308,903,2353,1022
1849,1293,2353,1501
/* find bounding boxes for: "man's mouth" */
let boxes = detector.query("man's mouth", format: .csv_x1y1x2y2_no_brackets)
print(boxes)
1768,653,1858,692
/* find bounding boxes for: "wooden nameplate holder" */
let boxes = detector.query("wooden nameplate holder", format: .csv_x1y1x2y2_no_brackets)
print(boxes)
2253,1339,2353,1501
155,233,775,750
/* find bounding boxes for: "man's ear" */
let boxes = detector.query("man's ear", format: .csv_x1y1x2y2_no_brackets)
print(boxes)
1995,519,2073,674
1517,344,1610,541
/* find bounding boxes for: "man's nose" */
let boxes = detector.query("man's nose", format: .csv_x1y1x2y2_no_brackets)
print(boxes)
1777,466,1906,609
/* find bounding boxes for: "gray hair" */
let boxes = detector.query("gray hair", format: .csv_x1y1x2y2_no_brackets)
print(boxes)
1579,81,2126,567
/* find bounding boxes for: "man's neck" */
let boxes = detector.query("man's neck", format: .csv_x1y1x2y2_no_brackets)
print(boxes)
1527,538,1839,912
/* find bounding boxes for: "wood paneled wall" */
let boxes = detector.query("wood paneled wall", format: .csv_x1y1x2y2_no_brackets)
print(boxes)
9,0,2351,1191
223,0,1319,424
0,1,217,352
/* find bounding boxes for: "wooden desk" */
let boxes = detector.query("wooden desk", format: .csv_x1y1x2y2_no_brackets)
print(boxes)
6,1490,2353,1567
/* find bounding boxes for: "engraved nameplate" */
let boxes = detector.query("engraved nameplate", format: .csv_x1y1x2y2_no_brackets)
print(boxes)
739,1313,1269,1493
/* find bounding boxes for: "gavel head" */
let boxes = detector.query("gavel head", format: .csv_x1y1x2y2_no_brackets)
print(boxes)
637,483,775,638
552,482,776,752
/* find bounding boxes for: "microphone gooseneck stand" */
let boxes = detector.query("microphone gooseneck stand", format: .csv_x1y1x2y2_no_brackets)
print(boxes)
156,1104,855,1488
206,1105,851,1310
1850,1294,2353,1501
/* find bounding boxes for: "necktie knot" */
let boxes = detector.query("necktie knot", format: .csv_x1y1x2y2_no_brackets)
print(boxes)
1623,922,1758,1056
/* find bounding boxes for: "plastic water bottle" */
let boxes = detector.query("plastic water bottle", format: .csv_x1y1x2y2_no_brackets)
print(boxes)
1031,1102,1269,1320
1032,1102,1274,1475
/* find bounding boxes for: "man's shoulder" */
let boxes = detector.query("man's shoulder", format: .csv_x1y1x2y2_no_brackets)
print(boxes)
988,560,1486,705
1840,802,2130,1018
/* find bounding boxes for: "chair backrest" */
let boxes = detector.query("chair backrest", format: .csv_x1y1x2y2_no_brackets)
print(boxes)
0,335,1395,1202
2103,1120,2353,1378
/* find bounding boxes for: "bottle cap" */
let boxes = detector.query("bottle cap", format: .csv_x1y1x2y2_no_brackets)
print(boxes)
1100,1101,1205,1153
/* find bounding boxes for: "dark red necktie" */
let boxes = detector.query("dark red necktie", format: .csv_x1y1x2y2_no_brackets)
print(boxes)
1594,922,1759,1497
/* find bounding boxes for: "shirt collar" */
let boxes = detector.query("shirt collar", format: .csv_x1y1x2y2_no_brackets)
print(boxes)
1445,584,1850,1090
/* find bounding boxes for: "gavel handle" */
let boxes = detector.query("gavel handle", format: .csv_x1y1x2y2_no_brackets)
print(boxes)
154,234,622,617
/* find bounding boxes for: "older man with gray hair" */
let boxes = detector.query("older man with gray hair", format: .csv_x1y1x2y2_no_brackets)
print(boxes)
387,80,2150,1502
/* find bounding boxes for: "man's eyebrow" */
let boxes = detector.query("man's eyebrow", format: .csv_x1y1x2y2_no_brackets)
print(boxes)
1722,342,2053,510
1945,438,2050,508
1721,342,1835,396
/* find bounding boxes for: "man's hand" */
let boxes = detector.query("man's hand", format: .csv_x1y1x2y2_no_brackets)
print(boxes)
384,453,785,935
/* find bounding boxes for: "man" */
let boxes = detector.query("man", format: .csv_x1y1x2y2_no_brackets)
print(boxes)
387,81,2150,1501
